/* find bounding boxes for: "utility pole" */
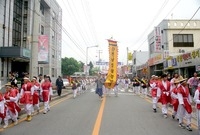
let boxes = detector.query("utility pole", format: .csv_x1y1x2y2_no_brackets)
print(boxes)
96,50,103,61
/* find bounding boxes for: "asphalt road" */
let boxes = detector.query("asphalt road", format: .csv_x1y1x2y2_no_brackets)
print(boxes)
0,87,199,135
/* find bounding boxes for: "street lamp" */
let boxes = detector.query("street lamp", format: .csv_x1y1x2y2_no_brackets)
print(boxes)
86,45,98,76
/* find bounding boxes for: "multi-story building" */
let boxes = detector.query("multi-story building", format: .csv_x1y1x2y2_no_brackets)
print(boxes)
148,19,200,77
0,0,62,86
132,50,149,77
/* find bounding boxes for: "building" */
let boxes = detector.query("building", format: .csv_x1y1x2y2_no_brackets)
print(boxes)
0,0,62,86
132,50,149,77
148,19,200,77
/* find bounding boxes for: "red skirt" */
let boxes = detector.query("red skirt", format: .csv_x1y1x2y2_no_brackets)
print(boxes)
33,92,39,105
42,90,49,102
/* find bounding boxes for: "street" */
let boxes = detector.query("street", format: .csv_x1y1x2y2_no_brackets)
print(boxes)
0,86,198,135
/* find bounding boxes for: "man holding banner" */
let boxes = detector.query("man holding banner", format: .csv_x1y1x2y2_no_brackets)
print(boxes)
95,73,105,100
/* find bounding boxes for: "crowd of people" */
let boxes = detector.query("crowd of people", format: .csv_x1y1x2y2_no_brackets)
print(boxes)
0,73,53,129
147,72,200,133
94,72,200,133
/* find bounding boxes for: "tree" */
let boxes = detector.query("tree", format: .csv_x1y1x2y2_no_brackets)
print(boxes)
88,61,94,76
61,57,82,76
78,61,84,72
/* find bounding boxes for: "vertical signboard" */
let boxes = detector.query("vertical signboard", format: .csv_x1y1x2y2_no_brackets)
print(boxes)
38,35,49,64
154,27,162,52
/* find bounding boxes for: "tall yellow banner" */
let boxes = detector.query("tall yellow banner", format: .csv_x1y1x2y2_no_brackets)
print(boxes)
105,39,118,89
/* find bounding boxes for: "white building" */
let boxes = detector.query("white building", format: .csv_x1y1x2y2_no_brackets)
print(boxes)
132,50,149,77
0,0,62,86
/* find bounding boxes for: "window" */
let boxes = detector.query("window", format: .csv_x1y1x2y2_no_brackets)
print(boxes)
52,49,55,58
52,68,55,77
40,4,44,15
173,34,194,47
12,0,23,46
41,25,44,35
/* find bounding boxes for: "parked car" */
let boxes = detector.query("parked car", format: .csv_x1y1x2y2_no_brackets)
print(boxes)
63,79,70,88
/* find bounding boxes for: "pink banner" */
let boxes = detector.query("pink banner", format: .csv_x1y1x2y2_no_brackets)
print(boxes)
38,35,49,63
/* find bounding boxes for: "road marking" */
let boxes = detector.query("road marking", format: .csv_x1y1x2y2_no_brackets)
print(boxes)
92,97,106,135
0,95,72,132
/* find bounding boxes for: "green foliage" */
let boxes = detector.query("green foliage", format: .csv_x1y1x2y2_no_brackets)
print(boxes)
61,57,84,76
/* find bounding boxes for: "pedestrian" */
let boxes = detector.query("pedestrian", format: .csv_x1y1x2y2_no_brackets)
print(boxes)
10,74,18,87
95,73,105,100
31,77,40,114
3,82,20,128
177,78,193,131
20,77,34,122
187,72,199,97
56,76,63,96
157,74,171,118
149,75,159,113
40,75,53,114
194,83,200,134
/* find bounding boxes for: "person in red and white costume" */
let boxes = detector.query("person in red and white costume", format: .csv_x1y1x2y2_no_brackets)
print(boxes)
177,78,193,131
194,83,200,134
170,78,180,120
157,74,171,118
40,75,53,114
3,82,20,128
170,73,183,120
31,76,40,114
20,77,34,122
0,91,5,127
149,75,159,112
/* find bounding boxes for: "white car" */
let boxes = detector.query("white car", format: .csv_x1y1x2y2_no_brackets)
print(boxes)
63,79,70,88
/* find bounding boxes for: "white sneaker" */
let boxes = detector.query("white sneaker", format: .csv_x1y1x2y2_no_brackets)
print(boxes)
3,124,8,129
14,120,18,125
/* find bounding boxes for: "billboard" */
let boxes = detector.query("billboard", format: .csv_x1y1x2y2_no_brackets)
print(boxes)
38,35,49,64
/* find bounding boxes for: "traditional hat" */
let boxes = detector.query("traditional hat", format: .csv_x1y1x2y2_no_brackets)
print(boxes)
24,77,29,80
173,79,180,84
5,82,11,87
151,75,155,78
179,78,187,84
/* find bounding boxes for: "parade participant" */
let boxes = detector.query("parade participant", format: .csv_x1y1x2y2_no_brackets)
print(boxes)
71,80,77,98
40,75,53,114
134,76,141,95
141,76,148,98
31,77,40,114
157,74,171,118
193,83,200,134
149,75,159,112
0,91,5,127
95,73,105,100
20,77,34,121
114,75,120,97
177,78,193,131
3,82,20,128
170,78,180,120
124,77,130,91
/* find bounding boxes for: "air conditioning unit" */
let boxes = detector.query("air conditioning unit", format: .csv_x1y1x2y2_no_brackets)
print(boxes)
178,49,185,53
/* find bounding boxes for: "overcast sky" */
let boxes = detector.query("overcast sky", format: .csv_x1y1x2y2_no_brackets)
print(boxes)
56,0,200,65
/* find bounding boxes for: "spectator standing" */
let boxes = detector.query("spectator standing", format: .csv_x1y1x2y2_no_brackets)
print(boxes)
187,72,199,97
56,76,63,96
